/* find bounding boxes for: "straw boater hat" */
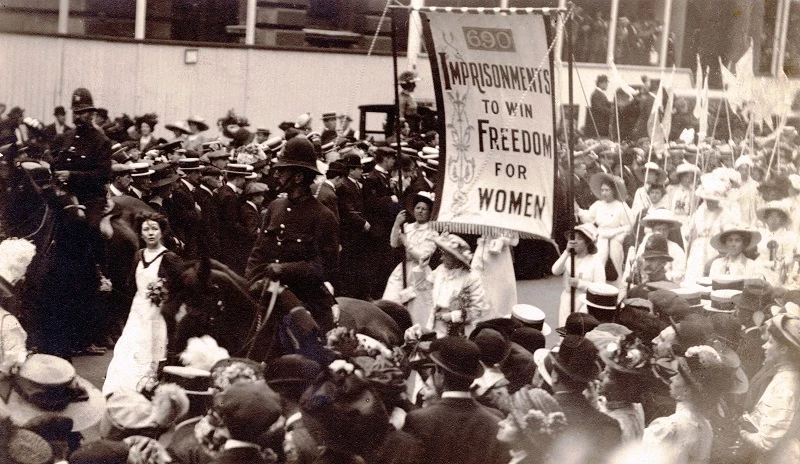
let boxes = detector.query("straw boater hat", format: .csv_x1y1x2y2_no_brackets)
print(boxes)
1,354,106,431
177,158,201,171
433,232,473,268
710,224,761,253
703,289,741,314
511,304,552,336
223,163,258,179
589,172,627,202
756,200,792,226
641,208,681,229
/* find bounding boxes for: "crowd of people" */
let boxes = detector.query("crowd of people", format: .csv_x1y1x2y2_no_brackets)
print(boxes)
0,70,797,464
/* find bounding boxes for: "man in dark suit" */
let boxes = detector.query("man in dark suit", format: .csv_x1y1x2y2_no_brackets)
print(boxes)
363,146,402,299
172,157,205,258
314,160,346,223
552,335,622,463
246,136,339,331
336,153,370,299
210,381,283,464
217,163,256,274
589,75,612,138
403,337,508,464
632,76,656,141
129,162,153,201
42,105,72,146
195,165,222,257
108,163,135,198
240,181,268,255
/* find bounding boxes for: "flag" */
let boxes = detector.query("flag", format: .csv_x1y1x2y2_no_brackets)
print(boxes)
697,67,709,139
609,61,636,96
693,55,704,119
719,57,742,110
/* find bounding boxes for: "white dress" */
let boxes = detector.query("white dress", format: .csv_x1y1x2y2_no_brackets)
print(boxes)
684,204,738,285
643,402,713,464
579,200,633,290
471,233,518,319
382,222,439,326
103,251,169,396
551,252,606,326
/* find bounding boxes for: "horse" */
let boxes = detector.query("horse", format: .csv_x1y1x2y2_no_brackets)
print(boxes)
0,149,144,355
163,256,405,365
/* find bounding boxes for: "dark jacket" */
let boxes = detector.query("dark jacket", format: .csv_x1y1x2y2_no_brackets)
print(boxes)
51,123,112,202
171,179,203,258
209,446,271,464
314,181,339,223
194,184,221,255
403,397,508,464
217,184,250,272
554,390,623,464
245,189,339,318
589,88,612,137
363,168,401,240
337,177,367,245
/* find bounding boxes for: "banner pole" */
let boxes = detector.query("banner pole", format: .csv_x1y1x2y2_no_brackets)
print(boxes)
567,9,576,314
391,10,408,290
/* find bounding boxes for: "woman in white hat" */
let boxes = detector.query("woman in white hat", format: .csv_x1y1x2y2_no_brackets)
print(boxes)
426,232,489,337
666,163,700,227
755,201,799,288
684,175,739,285
579,172,633,290
733,154,760,226
551,223,606,326
382,192,439,326
739,314,800,463
708,225,764,280
622,208,687,284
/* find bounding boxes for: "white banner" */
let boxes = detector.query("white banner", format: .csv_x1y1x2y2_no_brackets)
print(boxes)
423,11,556,239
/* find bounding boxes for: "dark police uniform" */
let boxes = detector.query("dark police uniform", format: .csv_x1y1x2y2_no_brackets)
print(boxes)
246,188,339,330
51,122,113,221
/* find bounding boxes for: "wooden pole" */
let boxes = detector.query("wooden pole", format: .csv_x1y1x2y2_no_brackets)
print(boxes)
567,10,576,313
391,10,408,290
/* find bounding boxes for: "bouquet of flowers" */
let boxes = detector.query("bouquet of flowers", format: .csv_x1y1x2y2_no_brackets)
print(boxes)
146,278,168,307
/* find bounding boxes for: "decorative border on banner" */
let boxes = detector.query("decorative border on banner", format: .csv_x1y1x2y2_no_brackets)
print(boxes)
429,221,559,249
391,5,566,15
420,12,447,222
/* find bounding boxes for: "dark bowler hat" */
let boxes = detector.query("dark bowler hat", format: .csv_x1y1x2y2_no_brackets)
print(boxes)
326,160,348,179
341,153,362,169
731,279,773,312
272,136,320,174
54,105,66,116
473,328,511,366
551,335,601,384
149,163,179,188
556,312,599,337
177,158,201,171
429,336,484,380
71,88,96,113
265,354,322,388
641,234,673,261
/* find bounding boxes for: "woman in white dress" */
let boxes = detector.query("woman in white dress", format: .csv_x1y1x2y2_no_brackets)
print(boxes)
643,345,729,464
551,223,605,326
103,213,183,396
579,173,632,290
684,178,738,284
382,192,439,326
708,225,764,279
755,201,799,287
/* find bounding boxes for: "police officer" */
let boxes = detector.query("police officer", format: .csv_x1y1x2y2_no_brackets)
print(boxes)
246,136,339,331
51,87,112,231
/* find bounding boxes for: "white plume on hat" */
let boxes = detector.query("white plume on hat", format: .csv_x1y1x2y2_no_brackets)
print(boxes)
179,335,230,371
0,237,36,285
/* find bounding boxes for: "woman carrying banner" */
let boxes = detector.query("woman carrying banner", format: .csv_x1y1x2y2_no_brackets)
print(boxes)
579,173,633,290
551,223,605,326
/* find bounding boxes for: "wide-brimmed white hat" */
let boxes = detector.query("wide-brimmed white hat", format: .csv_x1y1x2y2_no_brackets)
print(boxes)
710,224,762,252
756,200,792,226
641,208,682,229
433,232,473,268
589,172,627,202
670,162,702,182
636,162,668,184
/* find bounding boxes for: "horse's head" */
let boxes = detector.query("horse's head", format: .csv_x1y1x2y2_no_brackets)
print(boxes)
167,258,259,357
